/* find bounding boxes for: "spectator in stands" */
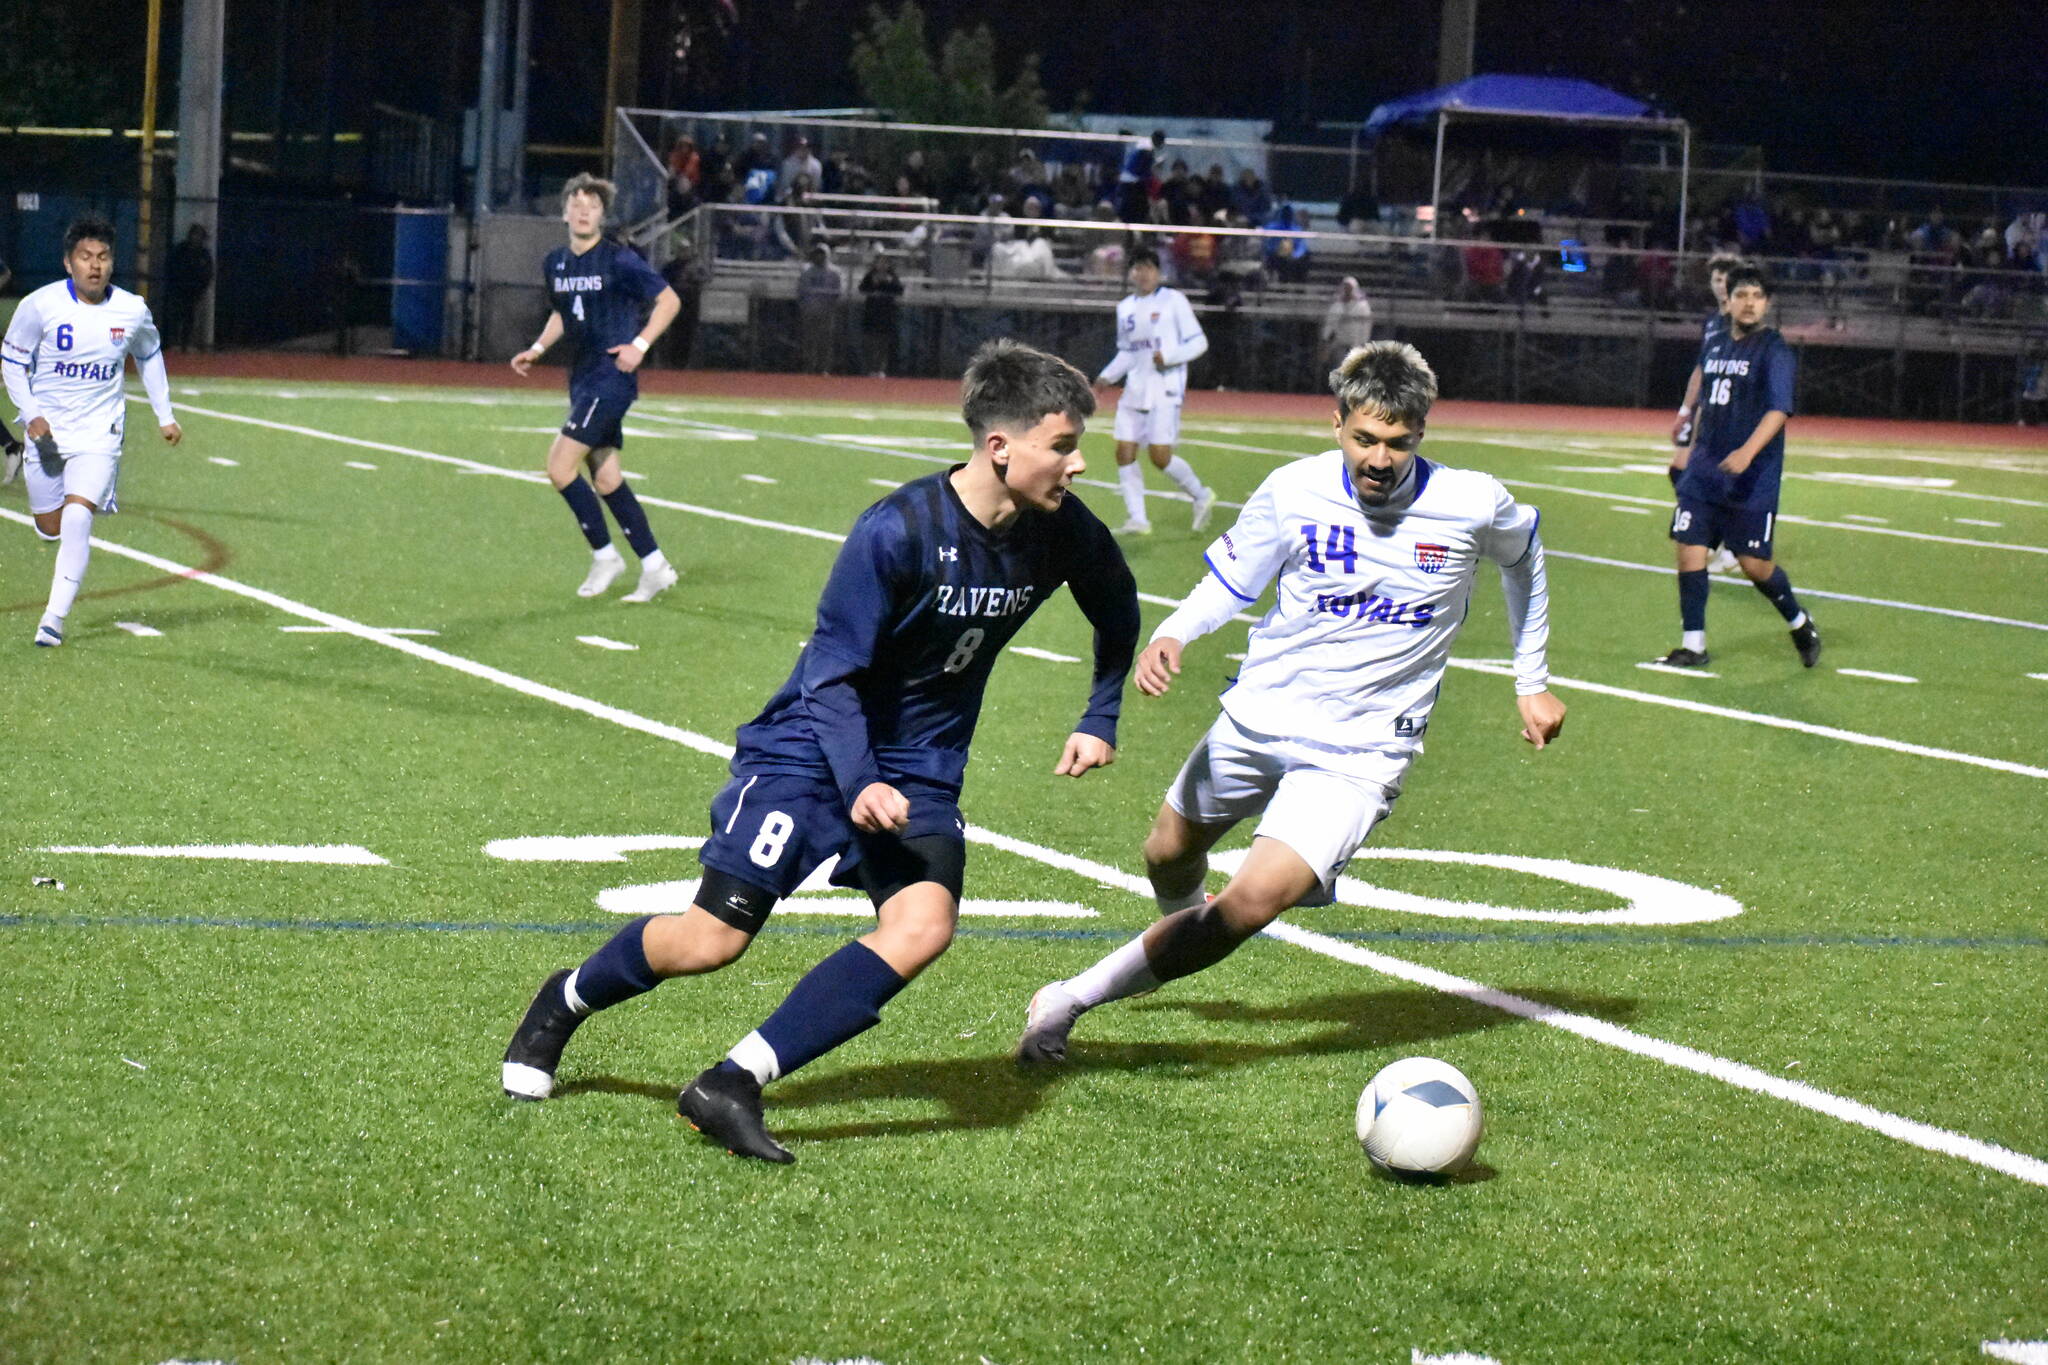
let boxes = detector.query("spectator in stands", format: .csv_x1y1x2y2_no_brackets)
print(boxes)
1170,215,1218,285
780,136,822,195
1910,207,1958,256
1263,204,1312,284
738,132,775,177
899,148,930,197
1336,179,1380,234
1052,169,1093,222
163,223,214,351
971,192,1015,269
1214,209,1265,291
1319,276,1373,374
858,251,904,378
1731,191,1772,254
1231,168,1271,226
666,136,702,217
1807,208,1846,327
796,244,842,375
2020,346,2048,426
1009,149,1052,213
698,134,731,190
1196,164,1232,223
660,236,708,368
772,175,824,258
1084,202,1127,279
1159,160,1195,225
1117,129,1165,223
2004,211,2044,272
993,228,1063,282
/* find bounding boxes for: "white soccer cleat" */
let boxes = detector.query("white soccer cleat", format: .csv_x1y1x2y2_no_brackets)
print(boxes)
577,551,626,598
1015,981,1087,1065
32,620,63,648
1,442,21,486
1708,547,1740,573
1190,488,1216,532
1113,519,1153,536
622,560,679,603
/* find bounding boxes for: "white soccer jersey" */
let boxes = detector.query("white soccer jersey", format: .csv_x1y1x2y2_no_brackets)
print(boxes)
2,280,172,456
1097,286,1207,411
1167,450,1548,754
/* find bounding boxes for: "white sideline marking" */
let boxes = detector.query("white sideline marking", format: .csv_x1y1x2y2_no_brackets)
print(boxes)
1954,517,2003,528
1414,1352,1503,1365
40,844,389,865
1837,668,1918,684
577,635,639,652
823,433,959,449
1636,661,1718,679
640,411,2048,632
207,456,238,466
122,1057,148,1070
2030,673,2048,683
344,461,378,471
867,478,904,488
1983,1341,2048,1364
1607,504,1653,515
1843,513,1890,524
742,474,779,484
1009,645,1080,663
281,625,439,636
1453,659,2048,781
114,621,163,637
34,509,2045,1189
1545,549,2048,633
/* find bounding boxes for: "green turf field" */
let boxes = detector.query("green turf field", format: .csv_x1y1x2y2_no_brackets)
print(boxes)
3,376,2045,1364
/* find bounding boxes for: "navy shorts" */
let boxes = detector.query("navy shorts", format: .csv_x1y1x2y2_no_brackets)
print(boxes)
561,389,633,451
1672,495,1775,559
698,768,967,911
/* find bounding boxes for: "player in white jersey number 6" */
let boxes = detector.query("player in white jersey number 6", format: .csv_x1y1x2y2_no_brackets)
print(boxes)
1,215,182,648
1019,341,1567,1064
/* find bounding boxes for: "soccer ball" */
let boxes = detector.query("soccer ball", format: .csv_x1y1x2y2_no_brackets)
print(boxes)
1356,1056,1484,1176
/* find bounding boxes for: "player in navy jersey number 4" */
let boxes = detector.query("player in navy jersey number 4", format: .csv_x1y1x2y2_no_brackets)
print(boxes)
511,173,683,602
1654,266,1821,669
501,340,1142,1162
1018,342,1566,1066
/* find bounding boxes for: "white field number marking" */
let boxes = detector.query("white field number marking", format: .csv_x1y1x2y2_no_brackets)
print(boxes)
40,844,389,865
1206,846,1744,925
1983,1342,2048,1364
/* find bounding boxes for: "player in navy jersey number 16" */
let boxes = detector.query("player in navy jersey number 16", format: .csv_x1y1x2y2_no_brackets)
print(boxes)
1654,266,1820,670
510,173,683,602
501,340,1142,1162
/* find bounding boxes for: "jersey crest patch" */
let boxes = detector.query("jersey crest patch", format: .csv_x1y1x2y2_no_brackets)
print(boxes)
1414,543,1449,573
109,327,125,344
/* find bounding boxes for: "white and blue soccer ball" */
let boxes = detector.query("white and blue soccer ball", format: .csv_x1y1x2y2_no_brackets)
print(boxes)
1356,1056,1484,1175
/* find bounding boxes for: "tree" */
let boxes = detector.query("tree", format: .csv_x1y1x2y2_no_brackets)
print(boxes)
850,2,1047,129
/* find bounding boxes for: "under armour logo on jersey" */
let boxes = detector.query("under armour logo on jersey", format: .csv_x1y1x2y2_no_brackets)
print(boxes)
939,546,959,562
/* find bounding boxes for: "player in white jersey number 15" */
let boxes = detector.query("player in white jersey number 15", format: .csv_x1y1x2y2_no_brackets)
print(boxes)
1,215,182,647
1018,341,1568,1067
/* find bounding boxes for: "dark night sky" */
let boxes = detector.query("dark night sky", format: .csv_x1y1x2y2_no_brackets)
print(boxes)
18,0,2044,190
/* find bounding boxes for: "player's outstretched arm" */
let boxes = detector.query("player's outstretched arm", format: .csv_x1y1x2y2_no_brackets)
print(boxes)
610,286,682,374
1053,732,1115,777
1516,690,1566,749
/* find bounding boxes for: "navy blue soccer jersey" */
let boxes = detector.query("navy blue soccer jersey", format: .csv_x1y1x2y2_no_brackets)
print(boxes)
1697,309,1729,355
544,239,668,398
1681,325,1796,510
735,469,1141,805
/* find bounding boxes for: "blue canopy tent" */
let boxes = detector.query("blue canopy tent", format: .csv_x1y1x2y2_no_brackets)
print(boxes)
1363,74,1691,250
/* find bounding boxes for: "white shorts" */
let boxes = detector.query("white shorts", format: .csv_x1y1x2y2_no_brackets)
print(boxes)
1113,400,1181,447
1164,710,1410,906
24,446,122,516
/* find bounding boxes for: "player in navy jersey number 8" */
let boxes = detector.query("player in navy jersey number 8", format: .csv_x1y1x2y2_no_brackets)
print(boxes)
1653,266,1821,670
510,173,683,602
500,340,1142,1162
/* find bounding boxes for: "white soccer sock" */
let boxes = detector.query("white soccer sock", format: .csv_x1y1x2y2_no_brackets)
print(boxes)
1682,630,1707,653
1788,611,1808,630
728,1030,782,1085
640,548,669,572
1062,935,1161,1009
1160,455,1204,499
1117,462,1148,524
593,543,624,563
44,503,93,623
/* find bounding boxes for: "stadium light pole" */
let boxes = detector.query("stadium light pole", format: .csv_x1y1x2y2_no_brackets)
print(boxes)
176,0,225,348
138,0,164,300
475,0,507,220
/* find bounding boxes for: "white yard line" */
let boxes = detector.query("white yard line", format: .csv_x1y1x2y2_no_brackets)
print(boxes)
1009,645,1081,663
40,844,389,865
1836,668,1919,684
16,505,2045,1190
114,621,164,637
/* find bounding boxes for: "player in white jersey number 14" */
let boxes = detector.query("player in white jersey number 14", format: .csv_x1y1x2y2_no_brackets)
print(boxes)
1018,341,1567,1068
1,215,181,648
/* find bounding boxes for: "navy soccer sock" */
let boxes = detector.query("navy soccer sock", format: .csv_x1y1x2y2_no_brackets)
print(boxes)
720,940,908,1084
559,477,612,551
1678,569,1710,632
601,482,660,558
566,915,660,1014
1753,567,1806,625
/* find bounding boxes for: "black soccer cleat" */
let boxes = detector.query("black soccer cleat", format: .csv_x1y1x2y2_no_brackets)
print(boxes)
1650,646,1711,668
1790,617,1822,669
501,968,584,1100
678,1065,795,1164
